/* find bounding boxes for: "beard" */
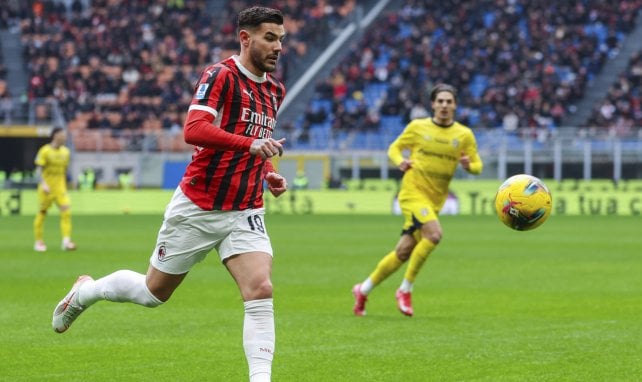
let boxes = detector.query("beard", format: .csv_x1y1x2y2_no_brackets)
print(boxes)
250,46,277,73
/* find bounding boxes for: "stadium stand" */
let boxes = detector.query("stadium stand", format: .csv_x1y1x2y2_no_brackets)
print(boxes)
293,0,642,150
587,49,642,136
12,0,361,152
2,0,642,154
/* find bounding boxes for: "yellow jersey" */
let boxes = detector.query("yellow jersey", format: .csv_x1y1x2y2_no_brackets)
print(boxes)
389,118,483,209
34,144,70,191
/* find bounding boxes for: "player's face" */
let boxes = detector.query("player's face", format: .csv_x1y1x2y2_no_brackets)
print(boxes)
52,130,67,147
431,91,457,125
248,23,285,74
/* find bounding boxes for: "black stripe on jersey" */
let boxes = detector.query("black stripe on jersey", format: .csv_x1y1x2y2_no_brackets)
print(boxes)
243,81,273,208
268,75,285,110
231,75,262,209
197,66,222,106
212,71,245,209
212,151,245,210
248,160,264,209
203,151,224,194
232,155,258,210
223,68,243,133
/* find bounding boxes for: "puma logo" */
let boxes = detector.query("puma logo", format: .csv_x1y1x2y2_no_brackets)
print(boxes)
243,89,254,101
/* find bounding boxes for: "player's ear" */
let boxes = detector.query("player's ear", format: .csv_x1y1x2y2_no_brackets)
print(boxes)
239,29,251,47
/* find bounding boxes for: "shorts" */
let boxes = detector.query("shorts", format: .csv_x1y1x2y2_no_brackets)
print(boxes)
150,187,273,275
399,195,439,239
37,187,71,211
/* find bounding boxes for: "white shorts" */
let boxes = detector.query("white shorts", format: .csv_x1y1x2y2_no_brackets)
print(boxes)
150,187,273,274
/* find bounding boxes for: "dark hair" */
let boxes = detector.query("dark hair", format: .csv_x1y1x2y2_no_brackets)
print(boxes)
430,83,458,102
50,126,64,140
238,6,283,31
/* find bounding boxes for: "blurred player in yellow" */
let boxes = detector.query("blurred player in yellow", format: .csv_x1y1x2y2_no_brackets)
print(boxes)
34,127,77,252
352,84,483,316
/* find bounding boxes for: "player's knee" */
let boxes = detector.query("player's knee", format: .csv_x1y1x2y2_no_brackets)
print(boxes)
396,247,412,261
246,279,273,301
426,232,442,245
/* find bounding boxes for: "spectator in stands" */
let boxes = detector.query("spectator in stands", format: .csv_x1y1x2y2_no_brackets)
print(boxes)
301,0,642,150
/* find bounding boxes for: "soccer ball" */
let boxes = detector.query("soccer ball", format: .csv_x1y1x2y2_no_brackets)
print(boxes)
494,174,552,231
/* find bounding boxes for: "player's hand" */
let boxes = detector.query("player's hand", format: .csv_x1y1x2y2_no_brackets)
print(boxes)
41,182,50,194
265,172,287,197
459,152,470,170
399,159,413,172
250,138,286,159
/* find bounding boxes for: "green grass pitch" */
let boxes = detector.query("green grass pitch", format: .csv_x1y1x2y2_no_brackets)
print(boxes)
1,214,640,381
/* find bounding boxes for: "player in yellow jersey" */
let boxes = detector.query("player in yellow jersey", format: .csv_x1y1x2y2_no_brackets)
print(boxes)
352,84,483,317
33,127,77,252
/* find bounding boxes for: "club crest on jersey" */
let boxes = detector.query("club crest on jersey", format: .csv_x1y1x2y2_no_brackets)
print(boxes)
195,83,209,100
452,138,459,148
157,243,168,262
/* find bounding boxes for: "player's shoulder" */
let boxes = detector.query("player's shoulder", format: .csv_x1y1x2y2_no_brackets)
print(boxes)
37,143,52,153
199,58,236,82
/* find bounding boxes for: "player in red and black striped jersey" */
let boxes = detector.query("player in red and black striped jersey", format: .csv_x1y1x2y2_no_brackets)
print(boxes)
181,53,286,210
52,7,287,382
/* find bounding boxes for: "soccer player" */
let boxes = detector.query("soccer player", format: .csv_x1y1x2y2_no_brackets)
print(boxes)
352,84,483,317
52,7,288,382
33,127,77,252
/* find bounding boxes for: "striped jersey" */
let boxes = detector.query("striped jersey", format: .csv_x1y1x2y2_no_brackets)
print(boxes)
180,55,286,211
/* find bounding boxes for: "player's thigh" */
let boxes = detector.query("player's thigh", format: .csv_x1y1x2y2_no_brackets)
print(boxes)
224,251,273,301
37,189,55,211
149,188,231,275
54,191,71,210
219,208,273,299
400,198,438,232
217,208,273,262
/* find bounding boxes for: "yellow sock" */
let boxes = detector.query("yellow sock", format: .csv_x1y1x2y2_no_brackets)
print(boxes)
60,209,72,238
369,251,404,285
34,211,46,241
404,239,436,283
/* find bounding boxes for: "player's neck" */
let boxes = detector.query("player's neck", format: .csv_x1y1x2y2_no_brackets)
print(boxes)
432,117,454,127
235,55,266,79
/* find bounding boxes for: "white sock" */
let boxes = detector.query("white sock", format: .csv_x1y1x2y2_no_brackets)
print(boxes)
360,278,374,295
78,270,163,307
243,298,274,382
399,278,413,293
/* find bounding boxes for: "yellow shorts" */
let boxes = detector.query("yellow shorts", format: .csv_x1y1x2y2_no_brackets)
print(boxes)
399,196,439,239
37,187,71,211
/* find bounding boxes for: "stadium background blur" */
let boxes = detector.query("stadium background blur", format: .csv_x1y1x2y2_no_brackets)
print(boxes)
0,0,641,211
1,3,641,381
